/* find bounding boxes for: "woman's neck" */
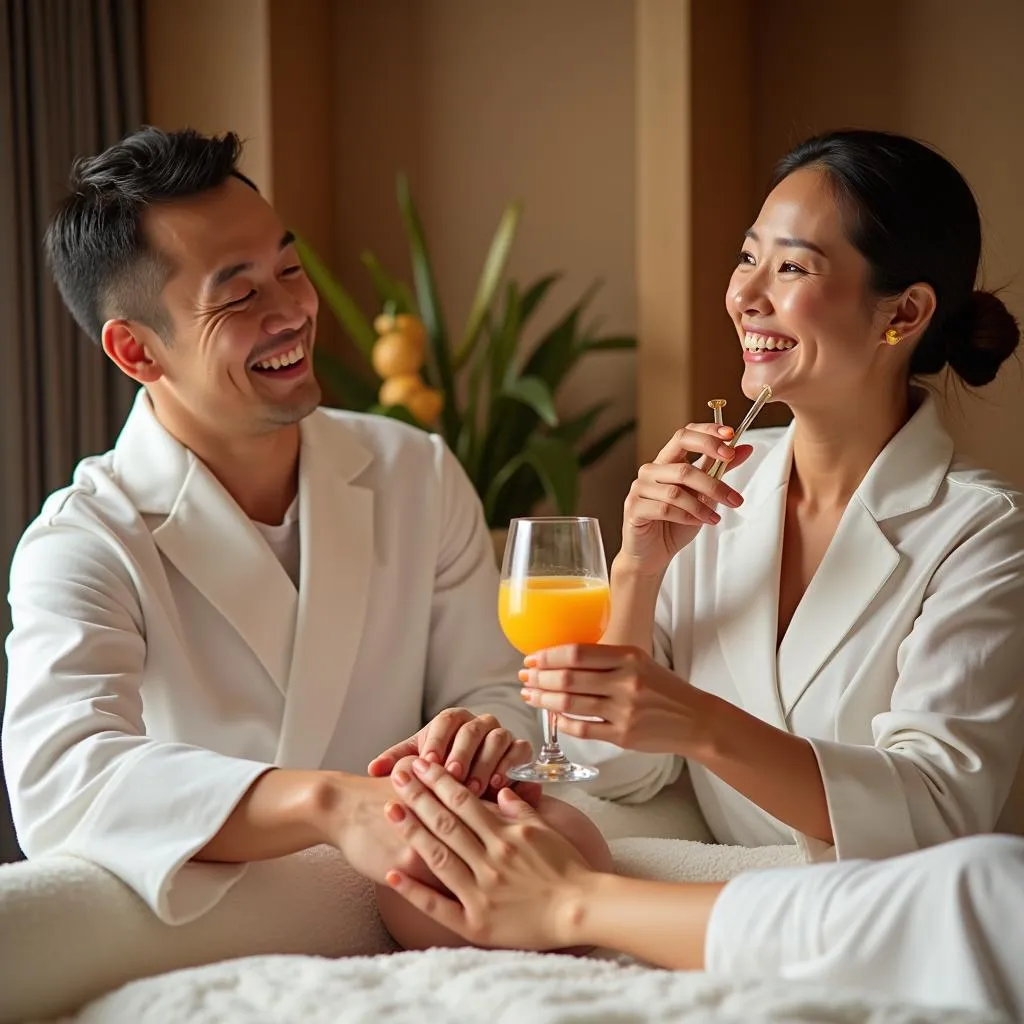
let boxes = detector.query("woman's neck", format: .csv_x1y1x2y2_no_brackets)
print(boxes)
789,384,912,512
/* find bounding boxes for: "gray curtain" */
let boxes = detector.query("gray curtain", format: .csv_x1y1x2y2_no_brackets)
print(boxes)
0,0,144,862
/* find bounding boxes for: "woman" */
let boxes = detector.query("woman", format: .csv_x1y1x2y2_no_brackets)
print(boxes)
383,759,1024,1019
520,129,1024,860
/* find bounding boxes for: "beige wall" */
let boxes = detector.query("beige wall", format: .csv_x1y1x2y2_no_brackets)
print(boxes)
145,0,274,194
751,0,1024,484
334,0,636,548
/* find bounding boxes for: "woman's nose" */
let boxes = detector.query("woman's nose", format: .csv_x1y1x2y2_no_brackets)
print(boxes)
728,269,772,318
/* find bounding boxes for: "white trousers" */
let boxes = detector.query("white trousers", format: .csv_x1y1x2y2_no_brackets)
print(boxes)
705,834,1024,1019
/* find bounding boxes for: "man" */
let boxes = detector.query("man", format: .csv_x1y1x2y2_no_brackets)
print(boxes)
1,127,538,925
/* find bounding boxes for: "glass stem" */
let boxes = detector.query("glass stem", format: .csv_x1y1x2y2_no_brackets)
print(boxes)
539,710,568,763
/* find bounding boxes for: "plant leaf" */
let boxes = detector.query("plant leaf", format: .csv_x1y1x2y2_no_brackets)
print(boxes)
453,202,520,371
314,349,378,410
484,435,579,521
458,315,493,473
491,281,522,393
500,375,559,427
396,174,460,441
295,237,376,359
549,401,610,445
522,279,602,387
518,273,561,329
360,252,417,314
579,418,636,468
523,435,579,514
579,335,638,353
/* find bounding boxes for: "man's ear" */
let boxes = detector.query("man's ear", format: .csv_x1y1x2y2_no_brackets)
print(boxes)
101,320,165,384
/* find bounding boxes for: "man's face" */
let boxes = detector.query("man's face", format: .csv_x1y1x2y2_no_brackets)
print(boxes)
137,177,321,438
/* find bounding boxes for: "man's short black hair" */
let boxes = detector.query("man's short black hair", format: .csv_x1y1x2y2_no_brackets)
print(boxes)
45,126,257,344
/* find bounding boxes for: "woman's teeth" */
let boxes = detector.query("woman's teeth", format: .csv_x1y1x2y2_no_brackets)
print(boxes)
742,332,797,352
253,344,304,370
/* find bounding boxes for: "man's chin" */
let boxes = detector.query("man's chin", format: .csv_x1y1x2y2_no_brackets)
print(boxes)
261,381,322,426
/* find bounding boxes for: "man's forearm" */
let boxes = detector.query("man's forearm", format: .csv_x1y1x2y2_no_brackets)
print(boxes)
195,768,348,863
563,873,724,969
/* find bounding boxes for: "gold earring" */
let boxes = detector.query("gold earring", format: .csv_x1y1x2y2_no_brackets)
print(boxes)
885,328,902,346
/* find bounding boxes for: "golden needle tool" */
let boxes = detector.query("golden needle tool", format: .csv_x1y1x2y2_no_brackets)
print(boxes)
707,385,773,480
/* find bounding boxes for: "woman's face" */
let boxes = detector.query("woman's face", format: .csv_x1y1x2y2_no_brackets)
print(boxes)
726,166,894,408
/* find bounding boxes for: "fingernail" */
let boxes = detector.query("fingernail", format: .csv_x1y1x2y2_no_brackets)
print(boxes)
717,444,734,458
447,760,464,780
727,492,743,508
467,779,481,794
393,769,410,786
717,426,733,438
424,751,442,764
708,511,721,524
490,774,503,789
524,656,538,668
518,669,529,683
385,801,406,821
413,758,430,774
385,870,402,887
520,688,534,703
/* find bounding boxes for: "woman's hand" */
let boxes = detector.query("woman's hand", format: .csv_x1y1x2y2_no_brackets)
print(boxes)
368,708,533,797
383,759,595,950
520,644,719,758
620,423,753,577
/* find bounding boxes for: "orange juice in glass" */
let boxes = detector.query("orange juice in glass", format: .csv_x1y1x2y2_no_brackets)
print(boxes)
498,576,610,654
500,517,607,783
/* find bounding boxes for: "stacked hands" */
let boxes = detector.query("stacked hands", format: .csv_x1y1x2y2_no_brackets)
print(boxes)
383,757,591,950
366,417,754,931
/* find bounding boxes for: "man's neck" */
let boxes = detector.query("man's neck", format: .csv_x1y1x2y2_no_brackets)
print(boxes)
150,398,301,524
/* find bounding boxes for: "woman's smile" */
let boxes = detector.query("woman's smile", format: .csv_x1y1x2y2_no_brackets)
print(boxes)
741,328,799,363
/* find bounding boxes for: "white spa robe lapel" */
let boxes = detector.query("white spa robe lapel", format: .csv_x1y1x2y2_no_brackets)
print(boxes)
714,432,790,731
276,413,374,767
117,395,301,694
775,410,951,718
775,493,900,718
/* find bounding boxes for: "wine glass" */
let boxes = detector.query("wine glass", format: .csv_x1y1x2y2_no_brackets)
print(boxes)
498,517,609,783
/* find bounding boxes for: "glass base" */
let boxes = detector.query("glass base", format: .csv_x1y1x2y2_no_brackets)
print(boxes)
507,760,599,784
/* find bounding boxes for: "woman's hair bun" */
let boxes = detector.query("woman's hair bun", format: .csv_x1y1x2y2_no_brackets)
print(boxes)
945,290,1021,388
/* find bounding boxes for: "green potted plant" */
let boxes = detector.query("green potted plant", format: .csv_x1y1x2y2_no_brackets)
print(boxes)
297,175,636,545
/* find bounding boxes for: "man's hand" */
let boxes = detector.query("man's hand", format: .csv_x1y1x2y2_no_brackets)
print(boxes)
367,708,532,796
310,769,427,884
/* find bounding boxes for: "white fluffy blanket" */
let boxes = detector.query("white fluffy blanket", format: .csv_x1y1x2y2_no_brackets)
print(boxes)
63,950,999,1024
1,779,1000,1024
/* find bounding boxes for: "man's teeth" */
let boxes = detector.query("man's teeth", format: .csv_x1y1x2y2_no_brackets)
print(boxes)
743,332,797,352
254,344,304,370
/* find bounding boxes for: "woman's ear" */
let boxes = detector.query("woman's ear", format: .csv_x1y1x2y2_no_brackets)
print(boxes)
885,283,937,346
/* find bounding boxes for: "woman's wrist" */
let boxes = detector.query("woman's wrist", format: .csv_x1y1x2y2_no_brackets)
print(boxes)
553,869,618,948
689,689,742,764
610,553,667,587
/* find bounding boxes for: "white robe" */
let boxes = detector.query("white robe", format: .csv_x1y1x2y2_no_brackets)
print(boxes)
2,392,537,923
706,833,1024,1020
566,394,1024,859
